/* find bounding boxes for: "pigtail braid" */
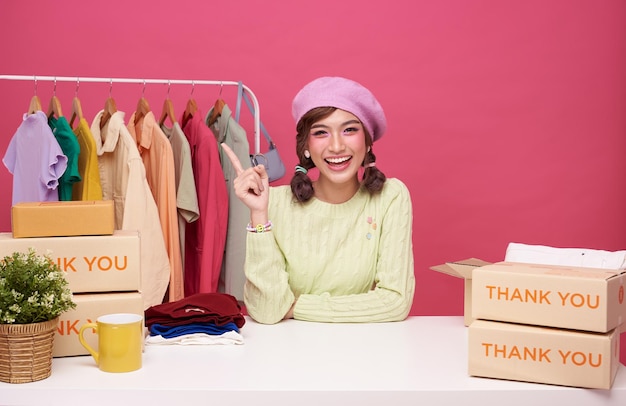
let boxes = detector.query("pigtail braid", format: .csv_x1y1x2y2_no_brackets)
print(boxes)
362,150,386,193
290,162,315,202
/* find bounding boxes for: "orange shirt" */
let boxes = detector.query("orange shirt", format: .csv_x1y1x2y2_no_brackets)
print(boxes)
128,111,183,302
160,122,200,271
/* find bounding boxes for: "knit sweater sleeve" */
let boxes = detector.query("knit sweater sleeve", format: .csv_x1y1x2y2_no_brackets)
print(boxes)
243,231,295,324
294,179,415,323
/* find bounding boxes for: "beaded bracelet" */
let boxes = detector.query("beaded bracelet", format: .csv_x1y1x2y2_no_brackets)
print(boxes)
246,220,272,233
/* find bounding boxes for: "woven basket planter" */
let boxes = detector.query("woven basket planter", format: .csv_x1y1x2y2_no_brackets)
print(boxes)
0,317,58,384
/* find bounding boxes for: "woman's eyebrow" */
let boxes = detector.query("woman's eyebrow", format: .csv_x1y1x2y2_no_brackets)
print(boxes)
311,119,361,129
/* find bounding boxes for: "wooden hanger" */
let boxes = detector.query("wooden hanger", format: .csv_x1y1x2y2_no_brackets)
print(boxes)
159,98,177,126
181,98,197,128
207,83,226,126
100,79,117,129
47,95,64,119
69,96,84,128
28,95,42,114
69,78,83,127
28,77,42,114
99,97,117,129
133,80,151,123
47,78,63,119
135,97,151,123
207,98,225,127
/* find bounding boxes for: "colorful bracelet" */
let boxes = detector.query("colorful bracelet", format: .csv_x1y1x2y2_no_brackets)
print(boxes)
246,221,272,233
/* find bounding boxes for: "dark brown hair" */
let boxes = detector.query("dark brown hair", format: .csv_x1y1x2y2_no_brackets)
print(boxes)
290,107,386,202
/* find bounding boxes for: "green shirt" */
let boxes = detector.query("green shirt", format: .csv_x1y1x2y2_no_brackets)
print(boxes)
48,116,81,201
244,178,416,324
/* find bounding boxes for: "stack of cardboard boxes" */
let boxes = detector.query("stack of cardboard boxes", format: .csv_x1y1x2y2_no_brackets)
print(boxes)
432,260,625,389
0,200,143,357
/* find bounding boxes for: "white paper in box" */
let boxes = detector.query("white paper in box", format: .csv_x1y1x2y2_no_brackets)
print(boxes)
505,242,626,270
0,231,140,294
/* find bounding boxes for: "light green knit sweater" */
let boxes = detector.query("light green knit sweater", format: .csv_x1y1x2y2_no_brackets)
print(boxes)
244,178,415,324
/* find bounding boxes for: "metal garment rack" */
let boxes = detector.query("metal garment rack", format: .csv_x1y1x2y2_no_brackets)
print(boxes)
0,74,262,153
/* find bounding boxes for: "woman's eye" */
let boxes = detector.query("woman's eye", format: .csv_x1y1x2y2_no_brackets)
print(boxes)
311,130,328,137
343,127,359,134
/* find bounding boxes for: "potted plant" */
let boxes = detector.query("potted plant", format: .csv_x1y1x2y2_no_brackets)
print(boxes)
0,248,76,383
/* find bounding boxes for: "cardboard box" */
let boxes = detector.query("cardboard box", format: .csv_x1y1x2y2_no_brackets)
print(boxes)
53,292,144,357
430,258,492,326
0,231,140,293
472,262,626,333
468,319,621,389
11,200,114,238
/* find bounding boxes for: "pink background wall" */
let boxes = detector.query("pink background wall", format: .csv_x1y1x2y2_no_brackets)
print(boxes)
1,1,625,364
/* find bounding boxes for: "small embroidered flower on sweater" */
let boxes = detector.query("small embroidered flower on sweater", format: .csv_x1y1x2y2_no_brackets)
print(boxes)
366,216,377,240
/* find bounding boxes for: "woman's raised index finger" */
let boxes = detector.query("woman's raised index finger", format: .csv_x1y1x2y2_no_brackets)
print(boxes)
220,143,245,175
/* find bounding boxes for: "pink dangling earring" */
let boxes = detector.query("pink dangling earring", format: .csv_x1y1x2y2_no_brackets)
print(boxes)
304,150,311,159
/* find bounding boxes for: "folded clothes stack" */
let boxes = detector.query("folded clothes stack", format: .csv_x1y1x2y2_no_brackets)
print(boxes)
144,293,246,346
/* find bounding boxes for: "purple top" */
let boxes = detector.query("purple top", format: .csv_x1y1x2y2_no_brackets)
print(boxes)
2,111,68,205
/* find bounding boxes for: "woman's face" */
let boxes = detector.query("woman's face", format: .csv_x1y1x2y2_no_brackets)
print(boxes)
306,108,367,186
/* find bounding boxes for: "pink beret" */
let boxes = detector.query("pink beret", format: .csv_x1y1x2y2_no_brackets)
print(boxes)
291,76,387,142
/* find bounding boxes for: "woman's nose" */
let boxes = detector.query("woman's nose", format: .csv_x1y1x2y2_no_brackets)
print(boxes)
328,133,345,152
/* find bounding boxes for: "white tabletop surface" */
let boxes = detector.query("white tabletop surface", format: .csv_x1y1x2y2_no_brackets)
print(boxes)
0,316,624,406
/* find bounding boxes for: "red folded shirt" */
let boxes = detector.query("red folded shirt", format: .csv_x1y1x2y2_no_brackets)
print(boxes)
145,293,245,328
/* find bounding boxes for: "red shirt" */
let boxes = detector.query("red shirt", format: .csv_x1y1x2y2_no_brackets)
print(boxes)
182,112,229,295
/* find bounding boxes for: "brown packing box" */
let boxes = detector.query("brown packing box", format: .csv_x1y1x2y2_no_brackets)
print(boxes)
472,262,626,333
468,319,621,389
0,231,140,293
430,258,492,326
53,292,144,358
11,200,114,238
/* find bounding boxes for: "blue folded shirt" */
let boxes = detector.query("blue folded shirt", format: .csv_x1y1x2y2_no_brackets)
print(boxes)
150,322,240,338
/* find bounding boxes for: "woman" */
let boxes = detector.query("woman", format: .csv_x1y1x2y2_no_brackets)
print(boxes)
222,76,415,324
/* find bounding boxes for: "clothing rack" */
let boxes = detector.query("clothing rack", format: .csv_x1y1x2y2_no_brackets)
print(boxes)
0,74,262,153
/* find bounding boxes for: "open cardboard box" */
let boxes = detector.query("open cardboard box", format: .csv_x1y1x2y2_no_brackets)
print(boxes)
430,258,492,326
432,259,626,332
472,262,626,333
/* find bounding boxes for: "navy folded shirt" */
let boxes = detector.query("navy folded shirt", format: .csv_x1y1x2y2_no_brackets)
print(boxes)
149,322,240,338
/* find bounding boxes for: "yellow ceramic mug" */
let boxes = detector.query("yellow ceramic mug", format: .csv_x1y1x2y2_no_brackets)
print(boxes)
78,313,143,373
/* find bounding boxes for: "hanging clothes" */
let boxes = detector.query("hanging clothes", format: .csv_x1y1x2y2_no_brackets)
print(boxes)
3,111,67,205
160,122,199,271
182,111,228,296
90,110,170,309
48,116,81,201
206,103,250,301
128,111,184,302
71,117,103,201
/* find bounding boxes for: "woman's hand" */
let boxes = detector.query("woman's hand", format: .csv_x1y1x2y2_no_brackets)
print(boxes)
221,143,270,221
283,300,297,320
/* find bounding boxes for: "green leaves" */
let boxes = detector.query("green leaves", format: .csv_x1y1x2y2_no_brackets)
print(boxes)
0,249,76,324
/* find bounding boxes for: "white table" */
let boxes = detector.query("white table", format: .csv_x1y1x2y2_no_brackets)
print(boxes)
1,316,624,405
